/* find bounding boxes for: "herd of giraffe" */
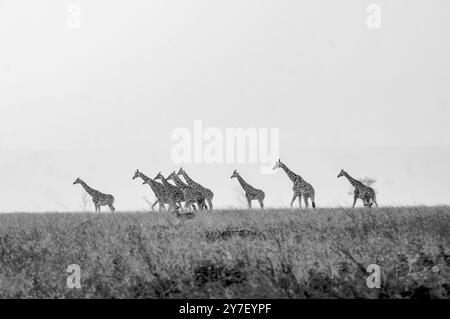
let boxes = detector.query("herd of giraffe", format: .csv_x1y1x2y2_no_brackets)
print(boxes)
73,159,378,213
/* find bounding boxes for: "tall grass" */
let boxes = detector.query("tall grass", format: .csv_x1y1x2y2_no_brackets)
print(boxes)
0,207,449,298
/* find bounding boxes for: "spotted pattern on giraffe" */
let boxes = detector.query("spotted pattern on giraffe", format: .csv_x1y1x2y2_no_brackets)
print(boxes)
273,159,316,209
231,170,265,209
167,171,206,210
132,169,172,211
73,177,115,212
177,167,214,210
152,172,185,211
337,169,378,208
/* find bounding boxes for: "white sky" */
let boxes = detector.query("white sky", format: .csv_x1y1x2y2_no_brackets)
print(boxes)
0,0,449,211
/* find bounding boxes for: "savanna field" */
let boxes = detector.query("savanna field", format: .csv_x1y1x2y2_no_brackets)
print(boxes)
0,207,449,298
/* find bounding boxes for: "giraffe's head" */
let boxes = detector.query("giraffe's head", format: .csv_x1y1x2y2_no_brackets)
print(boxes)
154,171,164,181
167,171,177,182
73,177,82,185
230,170,239,179
273,159,283,170
177,167,185,176
337,169,346,178
132,169,141,180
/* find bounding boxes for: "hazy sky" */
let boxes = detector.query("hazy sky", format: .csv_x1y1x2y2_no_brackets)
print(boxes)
1,1,449,211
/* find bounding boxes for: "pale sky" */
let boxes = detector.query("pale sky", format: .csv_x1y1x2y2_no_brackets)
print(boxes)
0,0,449,212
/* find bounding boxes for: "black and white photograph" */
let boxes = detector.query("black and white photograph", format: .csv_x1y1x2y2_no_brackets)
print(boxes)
0,0,449,308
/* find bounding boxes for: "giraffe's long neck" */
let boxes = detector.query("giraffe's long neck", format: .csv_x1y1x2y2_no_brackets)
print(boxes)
159,176,172,187
139,172,158,188
236,175,251,190
138,172,150,182
280,164,303,183
180,171,195,185
343,172,359,188
171,175,189,190
79,180,95,196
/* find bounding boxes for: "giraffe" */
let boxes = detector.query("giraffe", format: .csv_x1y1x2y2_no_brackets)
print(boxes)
132,169,170,211
152,172,185,211
337,169,378,208
230,170,265,209
73,178,115,212
273,159,316,209
167,171,206,210
177,167,214,210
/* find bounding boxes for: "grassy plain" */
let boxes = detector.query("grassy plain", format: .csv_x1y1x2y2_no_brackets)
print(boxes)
0,207,449,298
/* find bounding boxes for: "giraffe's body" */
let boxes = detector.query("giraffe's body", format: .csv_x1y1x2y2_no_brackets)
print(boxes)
167,172,206,210
177,168,214,210
231,170,265,209
73,178,115,212
152,172,185,210
273,159,316,209
132,169,170,211
337,169,378,208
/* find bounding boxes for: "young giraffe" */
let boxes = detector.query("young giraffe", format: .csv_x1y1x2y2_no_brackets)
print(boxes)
177,167,214,210
152,172,185,211
273,159,316,209
73,178,115,212
132,169,169,211
167,172,206,210
230,170,265,209
337,169,378,208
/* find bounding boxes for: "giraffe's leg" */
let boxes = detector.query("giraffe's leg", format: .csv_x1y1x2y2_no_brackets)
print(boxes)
310,194,316,209
372,194,379,208
258,199,264,209
108,204,115,212
352,196,358,208
247,197,252,209
290,193,297,207
152,199,159,211
303,196,309,208
207,198,213,210
298,194,302,209
362,196,370,208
